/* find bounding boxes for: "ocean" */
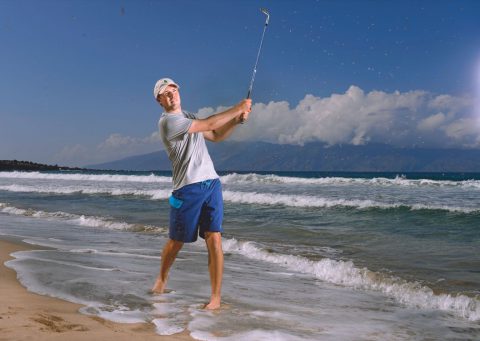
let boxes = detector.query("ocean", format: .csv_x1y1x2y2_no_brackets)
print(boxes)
0,170,479,340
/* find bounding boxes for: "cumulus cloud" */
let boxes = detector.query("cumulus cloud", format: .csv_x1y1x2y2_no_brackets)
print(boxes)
417,113,446,131
54,132,164,166
97,132,162,153
54,144,90,165
219,85,477,148
444,118,480,142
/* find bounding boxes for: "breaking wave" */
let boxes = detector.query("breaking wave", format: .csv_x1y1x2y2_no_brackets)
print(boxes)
222,238,480,322
0,171,172,183
0,202,164,233
0,184,172,200
2,171,480,189
1,185,478,214
221,173,480,189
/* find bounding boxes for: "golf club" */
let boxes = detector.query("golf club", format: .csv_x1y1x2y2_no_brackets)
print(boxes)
247,8,270,99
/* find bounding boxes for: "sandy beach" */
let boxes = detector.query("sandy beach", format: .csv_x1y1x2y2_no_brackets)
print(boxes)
0,238,193,341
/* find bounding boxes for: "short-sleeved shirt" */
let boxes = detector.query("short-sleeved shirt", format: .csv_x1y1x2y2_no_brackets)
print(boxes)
158,111,219,190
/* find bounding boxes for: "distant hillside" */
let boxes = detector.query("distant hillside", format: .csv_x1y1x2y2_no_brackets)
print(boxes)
0,160,85,172
87,151,172,172
86,141,480,172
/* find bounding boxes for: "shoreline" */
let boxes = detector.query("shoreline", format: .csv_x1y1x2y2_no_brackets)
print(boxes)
0,237,193,341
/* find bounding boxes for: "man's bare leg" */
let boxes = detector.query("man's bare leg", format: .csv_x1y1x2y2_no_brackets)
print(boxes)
151,239,184,293
204,232,224,309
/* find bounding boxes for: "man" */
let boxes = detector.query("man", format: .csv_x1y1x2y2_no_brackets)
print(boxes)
151,78,251,310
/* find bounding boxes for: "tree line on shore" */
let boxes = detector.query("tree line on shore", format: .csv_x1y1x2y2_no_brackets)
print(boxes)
0,160,85,171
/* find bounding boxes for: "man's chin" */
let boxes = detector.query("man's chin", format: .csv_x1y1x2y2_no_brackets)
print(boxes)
166,106,182,114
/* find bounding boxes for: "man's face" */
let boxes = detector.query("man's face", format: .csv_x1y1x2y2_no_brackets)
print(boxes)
157,84,181,112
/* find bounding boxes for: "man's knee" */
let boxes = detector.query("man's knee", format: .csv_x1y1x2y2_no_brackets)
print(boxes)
166,239,184,252
205,231,221,240
205,232,222,250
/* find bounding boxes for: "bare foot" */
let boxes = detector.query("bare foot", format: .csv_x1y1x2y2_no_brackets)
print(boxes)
203,296,221,310
151,277,166,294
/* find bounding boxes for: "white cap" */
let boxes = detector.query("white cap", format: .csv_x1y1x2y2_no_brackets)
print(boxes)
153,78,179,99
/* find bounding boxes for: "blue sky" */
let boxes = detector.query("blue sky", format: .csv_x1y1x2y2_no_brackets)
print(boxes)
1,0,480,166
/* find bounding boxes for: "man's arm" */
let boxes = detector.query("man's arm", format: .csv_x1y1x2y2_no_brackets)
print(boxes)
188,99,251,135
203,110,250,142
203,117,239,142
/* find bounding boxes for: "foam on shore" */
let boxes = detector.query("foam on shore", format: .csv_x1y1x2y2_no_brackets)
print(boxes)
222,238,480,321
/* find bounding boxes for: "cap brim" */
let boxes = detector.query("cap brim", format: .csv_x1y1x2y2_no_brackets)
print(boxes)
157,83,179,96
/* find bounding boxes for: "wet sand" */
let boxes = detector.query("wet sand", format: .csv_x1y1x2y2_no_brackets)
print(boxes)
0,238,193,341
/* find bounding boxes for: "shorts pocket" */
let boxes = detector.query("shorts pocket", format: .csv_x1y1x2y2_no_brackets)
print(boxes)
169,195,184,209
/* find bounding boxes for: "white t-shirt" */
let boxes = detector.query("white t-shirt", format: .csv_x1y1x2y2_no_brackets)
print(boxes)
158,111,219,190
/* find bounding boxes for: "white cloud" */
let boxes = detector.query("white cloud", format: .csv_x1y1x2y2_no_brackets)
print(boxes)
55,85,478,166
54,144,90,165
445,118,479,140
223,85,476,148
196,107,216,119
97,133,138,150
417,113,446,131
54,132,164,166
428,94,470,112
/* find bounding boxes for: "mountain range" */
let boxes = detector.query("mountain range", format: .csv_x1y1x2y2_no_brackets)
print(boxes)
86,141,480,172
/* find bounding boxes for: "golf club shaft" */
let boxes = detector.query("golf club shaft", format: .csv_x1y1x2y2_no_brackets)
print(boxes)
247,9,269,99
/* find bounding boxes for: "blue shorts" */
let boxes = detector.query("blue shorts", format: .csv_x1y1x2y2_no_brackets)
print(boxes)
168,178,223,243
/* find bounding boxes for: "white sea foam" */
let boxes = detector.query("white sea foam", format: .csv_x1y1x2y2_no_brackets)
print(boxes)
6,252,149,326
222,238,480,322
223,191,480,213
2,170,480,190
0,171,172,183
152,302,183,315
249,310,294,320
223,190,399,209
2,181,479,213
25,246,160,262
91,251,160,260
189,329,305,341
80,306,146,324
70,248,99,254
221,173,480,189
0,202,164,232
152,318,185,336
409,203,479,213
5,256,101,308
0,184,84,194
0,184,172,200
12,252,121,272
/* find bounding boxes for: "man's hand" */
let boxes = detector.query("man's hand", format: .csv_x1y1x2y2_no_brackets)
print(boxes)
238,111,250,123
235,99,252,114
236,99,252,124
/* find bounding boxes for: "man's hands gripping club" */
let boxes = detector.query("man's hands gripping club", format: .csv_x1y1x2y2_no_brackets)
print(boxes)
237,99,252,124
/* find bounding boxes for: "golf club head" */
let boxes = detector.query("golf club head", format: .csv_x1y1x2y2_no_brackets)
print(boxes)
260,8,270,25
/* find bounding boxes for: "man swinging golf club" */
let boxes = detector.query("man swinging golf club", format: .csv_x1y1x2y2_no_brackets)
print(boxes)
152,8,269,310
151,77,251,309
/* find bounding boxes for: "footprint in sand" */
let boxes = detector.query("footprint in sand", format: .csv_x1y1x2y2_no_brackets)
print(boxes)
31,313,88,333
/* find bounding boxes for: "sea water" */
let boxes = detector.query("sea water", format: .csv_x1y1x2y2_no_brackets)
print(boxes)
0,170,479,340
